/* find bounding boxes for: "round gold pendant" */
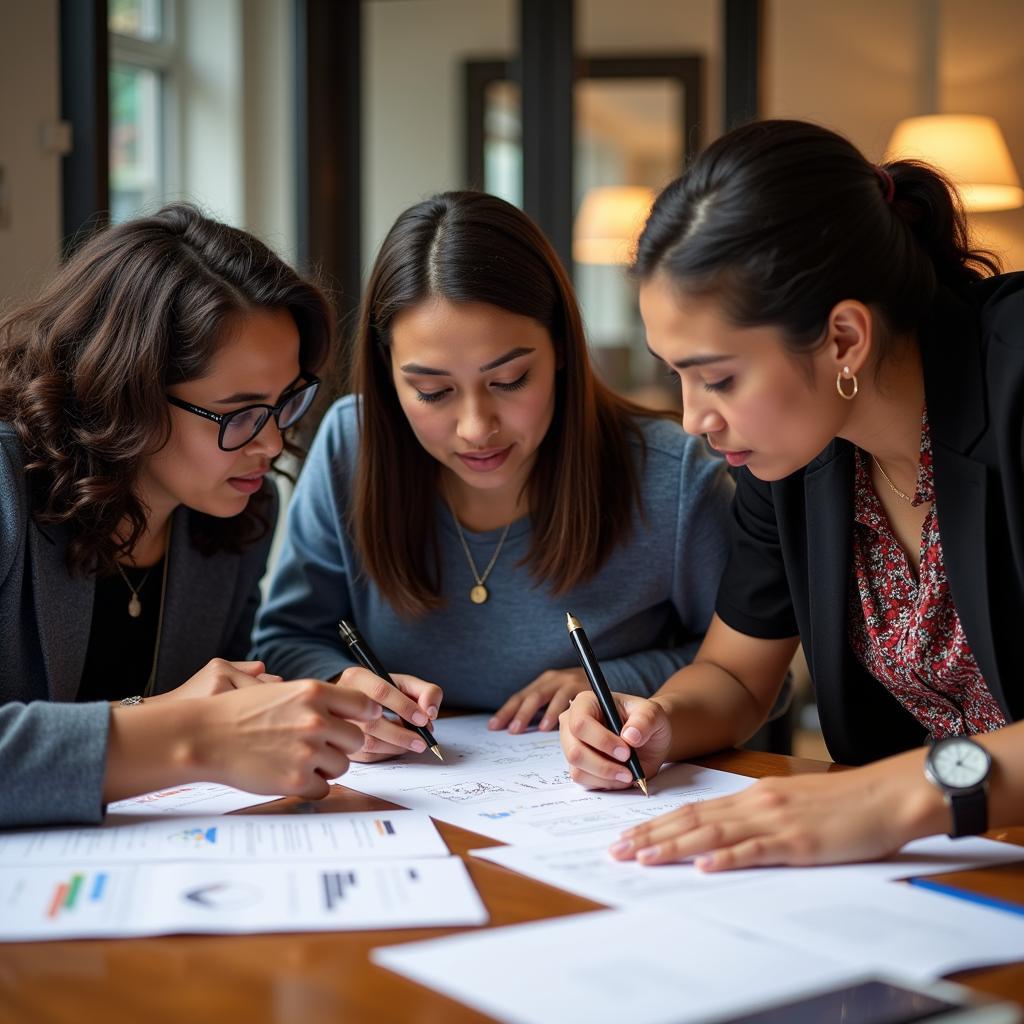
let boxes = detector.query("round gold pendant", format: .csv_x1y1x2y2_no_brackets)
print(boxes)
128,595,142,618
469,584,489,604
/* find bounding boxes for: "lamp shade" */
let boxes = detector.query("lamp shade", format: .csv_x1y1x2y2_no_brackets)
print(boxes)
886,114,1024,212
573,185,656,264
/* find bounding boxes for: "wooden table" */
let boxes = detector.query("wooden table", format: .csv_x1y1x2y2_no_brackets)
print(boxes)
3,749,1023,1024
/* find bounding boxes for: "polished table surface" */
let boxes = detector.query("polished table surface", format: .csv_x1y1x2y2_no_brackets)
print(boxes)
3,748,1023,1024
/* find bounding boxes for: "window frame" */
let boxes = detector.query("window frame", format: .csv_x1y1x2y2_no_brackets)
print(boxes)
108,0,183,220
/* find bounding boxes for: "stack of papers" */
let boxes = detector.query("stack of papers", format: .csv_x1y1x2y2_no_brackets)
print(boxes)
373,875,1024,1024
106,780,282,816
334,716,1024,1023
470,831,1024,909
0,811,486,941
337,714,755,845
6,711,1023,1024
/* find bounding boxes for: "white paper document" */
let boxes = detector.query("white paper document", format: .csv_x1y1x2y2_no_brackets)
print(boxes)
0,856,486,941
679,871,1024,981
0,811,449,866
336,714,754,845
471,833,1024,909
106,781,281,816
373,904,862,1024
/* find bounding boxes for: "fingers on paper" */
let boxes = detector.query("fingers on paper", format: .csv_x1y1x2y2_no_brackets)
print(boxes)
537,685,576,731
488,691,524,731
359,715,429,755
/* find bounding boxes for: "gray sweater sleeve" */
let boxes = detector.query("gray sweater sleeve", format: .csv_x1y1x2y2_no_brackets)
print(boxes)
596,439,734,696
0,702,110,827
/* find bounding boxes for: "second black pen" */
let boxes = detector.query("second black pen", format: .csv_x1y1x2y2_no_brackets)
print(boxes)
338,619,444,761
566,611,648,795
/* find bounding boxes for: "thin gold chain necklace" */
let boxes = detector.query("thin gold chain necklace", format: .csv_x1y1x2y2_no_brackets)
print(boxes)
447,502,512,604
871,455,914,505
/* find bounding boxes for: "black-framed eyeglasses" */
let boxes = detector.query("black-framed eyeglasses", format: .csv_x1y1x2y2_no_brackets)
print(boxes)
167,376,320,452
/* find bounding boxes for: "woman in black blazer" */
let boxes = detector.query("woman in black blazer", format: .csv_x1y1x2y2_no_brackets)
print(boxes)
561,119,1024,869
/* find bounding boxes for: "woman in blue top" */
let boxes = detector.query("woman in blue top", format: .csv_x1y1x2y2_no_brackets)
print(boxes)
253,191,733,761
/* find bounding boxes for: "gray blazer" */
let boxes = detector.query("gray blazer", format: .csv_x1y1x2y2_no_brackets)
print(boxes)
0,423,278,827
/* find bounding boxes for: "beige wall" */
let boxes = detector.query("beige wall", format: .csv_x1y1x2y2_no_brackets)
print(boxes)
0,0,62,307
363,0,723,274
764,0,1024,269
579,0,722,142
363,0,516,275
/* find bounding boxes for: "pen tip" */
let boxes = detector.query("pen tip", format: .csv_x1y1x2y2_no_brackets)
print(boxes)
565,612,581,632
431,745,444,761
637,778,649,797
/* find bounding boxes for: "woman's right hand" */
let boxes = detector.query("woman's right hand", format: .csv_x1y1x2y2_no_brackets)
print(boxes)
189,680,382,798
559,692,674,790
336,666,444,762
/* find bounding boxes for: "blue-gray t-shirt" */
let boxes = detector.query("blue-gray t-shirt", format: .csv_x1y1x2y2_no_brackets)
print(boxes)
253,395,733,708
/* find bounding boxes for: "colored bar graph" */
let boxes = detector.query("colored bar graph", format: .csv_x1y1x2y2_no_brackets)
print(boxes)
64,873,85,910
47,883,68,919
90,873,108,902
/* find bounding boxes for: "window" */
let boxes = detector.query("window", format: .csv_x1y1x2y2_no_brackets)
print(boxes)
108,0,180,223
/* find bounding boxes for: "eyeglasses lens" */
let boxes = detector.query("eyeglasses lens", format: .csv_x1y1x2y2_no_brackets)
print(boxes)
222,407,271,450
278,383,318,429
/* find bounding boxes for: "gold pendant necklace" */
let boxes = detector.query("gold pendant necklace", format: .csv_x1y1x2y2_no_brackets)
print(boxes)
115,562,153,618
448,503,512,604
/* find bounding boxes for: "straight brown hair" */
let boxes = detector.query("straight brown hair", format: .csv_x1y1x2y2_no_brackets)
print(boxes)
0,203,333,575
349,191,673,618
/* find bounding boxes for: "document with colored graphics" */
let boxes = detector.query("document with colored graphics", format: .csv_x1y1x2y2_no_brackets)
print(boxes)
0,856,486,940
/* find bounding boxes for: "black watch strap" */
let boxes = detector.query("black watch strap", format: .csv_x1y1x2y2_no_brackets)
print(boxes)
949,787,988,838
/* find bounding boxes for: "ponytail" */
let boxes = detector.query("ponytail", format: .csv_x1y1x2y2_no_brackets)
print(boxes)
635,120,1000,354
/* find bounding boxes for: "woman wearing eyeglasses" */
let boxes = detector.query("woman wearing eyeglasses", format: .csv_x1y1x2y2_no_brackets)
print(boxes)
253,191,734,760
0,204,379,828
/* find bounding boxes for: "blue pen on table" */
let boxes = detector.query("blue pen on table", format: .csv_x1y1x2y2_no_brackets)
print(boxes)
566,612,649,796
338,619,444,761
908,876,1024,917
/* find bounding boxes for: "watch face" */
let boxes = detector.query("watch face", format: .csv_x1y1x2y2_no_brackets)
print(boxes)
930,738,990,789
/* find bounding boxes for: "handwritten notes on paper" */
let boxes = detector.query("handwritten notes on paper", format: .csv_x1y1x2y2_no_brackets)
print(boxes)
336,714,754,846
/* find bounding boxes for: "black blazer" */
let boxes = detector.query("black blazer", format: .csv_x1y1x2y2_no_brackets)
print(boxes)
715,274,1024,765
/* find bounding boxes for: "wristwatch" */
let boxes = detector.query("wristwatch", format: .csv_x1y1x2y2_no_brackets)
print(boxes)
924,736,992,837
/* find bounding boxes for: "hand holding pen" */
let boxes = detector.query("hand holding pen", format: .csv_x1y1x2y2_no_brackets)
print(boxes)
565,612,649,796
337,620,444,761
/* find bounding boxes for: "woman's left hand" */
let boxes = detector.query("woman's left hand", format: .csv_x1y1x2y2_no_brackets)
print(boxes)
609,754,944,871
146,659,282,704
489,668,591,733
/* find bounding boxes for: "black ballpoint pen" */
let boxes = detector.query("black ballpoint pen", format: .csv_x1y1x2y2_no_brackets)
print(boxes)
338,619,444,761
566,612,648,796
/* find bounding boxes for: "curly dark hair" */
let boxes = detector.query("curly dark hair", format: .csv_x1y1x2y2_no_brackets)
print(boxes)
0,203,334,575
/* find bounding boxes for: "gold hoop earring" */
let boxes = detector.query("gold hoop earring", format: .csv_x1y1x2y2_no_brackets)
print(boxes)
836,366,858,400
